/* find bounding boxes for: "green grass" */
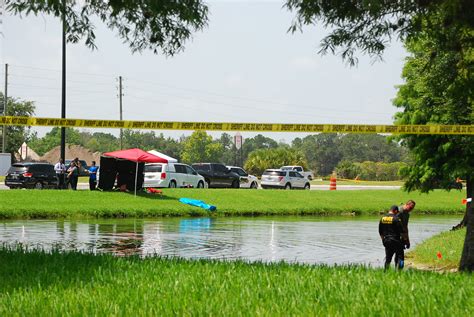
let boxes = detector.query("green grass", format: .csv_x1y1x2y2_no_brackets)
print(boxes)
0,189,466,219
407,228,466,271
0,248,472,316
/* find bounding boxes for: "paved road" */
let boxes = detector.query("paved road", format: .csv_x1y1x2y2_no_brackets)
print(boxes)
310,185,401,190
0,183,90,190
0,183,401,191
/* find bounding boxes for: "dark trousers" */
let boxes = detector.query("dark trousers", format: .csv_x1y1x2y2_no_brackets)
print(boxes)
69,176,78,190
57,173,66,189
89,179,97,191
383,239,404,270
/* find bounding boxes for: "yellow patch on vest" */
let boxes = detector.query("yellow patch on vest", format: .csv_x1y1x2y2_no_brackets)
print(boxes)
381,216,393,224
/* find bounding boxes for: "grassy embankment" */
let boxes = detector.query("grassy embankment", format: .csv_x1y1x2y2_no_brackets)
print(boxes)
0,189,465,219
407,228,466,271
0,248,473,316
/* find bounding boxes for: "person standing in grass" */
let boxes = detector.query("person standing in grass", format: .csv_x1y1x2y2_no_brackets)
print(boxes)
67,161,79,190
393,200,415,267
379,205,405,270
88,161,98,191
54,158,66,189
397,200,416,250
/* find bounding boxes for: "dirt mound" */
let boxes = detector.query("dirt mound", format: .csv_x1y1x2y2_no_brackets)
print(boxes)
41,144,101,165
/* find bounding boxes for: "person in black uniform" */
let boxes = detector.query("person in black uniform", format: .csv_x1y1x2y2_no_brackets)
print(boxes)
397,200,416,249
379,205,405,270
394,200,416,266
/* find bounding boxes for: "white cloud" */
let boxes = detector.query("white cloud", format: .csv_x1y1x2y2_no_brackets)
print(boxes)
289,56,320,70
224,73,245,88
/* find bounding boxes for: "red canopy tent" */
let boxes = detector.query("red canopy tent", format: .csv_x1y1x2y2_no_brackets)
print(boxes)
103,148,168,164
102,148,167,196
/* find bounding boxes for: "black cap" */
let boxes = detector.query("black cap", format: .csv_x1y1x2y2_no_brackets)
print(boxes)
390,205,399,212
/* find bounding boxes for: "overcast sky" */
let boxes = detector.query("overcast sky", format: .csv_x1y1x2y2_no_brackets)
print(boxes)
1,1,407,142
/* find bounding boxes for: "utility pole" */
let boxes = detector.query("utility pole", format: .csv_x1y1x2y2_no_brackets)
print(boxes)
118,76,123,149
60,0,67,163
2,63,8,153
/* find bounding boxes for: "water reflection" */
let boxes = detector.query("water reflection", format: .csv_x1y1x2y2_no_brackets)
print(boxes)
0,216,460,267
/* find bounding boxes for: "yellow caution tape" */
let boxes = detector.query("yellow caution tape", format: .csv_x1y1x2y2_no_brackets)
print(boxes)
1,116,474,135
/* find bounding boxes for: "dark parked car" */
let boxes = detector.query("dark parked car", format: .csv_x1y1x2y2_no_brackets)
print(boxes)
5,162,59,189
191,163,240,188
65,159,89,177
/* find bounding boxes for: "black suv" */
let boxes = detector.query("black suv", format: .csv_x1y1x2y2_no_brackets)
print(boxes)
5,163,59,189
191,163,240,188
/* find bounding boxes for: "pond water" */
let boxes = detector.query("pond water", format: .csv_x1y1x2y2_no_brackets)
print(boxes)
0,216,460,267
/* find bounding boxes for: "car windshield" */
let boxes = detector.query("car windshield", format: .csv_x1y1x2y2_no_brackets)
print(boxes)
145,165,163,173
280,166,292,170
8,165,27,173
231,168,247,176
263,170,285,176
192,164,210,172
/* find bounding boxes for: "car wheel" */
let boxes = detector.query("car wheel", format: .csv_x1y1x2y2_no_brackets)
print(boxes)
34,182,44,190
284,183,292,190
169,180,177,188
250,182,258,189
232,180,240,189
304,183,310,190
197,181,204,188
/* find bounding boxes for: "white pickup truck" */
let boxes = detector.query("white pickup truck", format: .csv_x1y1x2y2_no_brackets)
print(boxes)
280,166,314,180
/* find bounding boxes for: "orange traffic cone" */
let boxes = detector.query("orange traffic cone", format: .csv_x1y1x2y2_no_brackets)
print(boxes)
329,173,337,190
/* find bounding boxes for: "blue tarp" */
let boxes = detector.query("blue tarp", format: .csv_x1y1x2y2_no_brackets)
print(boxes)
179,198,217,211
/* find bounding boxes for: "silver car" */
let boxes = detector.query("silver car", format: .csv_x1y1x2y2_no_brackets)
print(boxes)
260,169,310,190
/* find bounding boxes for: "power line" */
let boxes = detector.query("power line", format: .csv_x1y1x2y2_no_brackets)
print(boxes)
4,64,396,124
7,73,113,86
125,94,261,121
9,82,115,94
125,88,388,121
126,77,393,116
124,93,386,123
6,64,394,117
9,64,117,78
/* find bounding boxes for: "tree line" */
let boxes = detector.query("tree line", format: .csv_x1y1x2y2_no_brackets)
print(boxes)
1,92,408,179
23,124,406,179
2,92,407,179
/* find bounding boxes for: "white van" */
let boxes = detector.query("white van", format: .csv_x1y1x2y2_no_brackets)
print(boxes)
144,163,206,188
